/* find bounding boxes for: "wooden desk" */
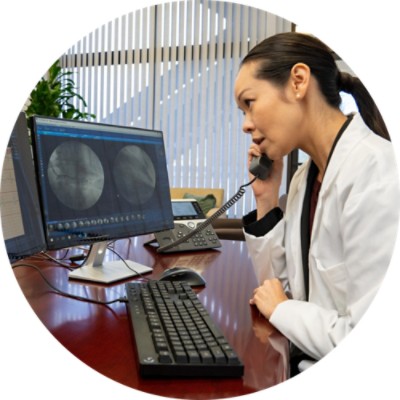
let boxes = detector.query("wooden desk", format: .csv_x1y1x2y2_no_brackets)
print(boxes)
12,237,289,399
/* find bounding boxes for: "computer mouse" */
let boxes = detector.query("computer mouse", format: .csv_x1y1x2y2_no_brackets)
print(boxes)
159,267,206,287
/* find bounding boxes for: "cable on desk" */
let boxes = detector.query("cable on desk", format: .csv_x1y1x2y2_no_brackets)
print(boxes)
39,252,75,270
55,248,71,260
106,245,152,282
12,263,127,305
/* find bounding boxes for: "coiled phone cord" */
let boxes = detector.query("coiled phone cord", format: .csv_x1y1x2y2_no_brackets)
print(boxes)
157,175,258,252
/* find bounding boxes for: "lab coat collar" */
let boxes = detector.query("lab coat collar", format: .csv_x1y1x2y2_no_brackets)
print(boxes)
286,113,367,217
319,113,367,196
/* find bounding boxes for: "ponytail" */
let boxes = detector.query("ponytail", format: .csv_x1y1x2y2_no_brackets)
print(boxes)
338,72,390,140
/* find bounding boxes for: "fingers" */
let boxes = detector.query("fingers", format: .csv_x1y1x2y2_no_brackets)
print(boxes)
249,279,288,319
247,144,263,163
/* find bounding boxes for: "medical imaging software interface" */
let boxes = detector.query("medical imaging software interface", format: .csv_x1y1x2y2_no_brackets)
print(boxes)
32,117,174,250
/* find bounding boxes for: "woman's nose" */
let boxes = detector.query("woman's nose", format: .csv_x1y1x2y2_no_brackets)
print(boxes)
242,115,255,134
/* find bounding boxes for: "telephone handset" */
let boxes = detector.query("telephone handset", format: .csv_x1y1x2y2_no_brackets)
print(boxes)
249,154,273,180
154,154,273,253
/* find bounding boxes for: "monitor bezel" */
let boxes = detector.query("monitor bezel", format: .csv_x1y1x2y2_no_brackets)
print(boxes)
30,115,174,283
1,112,46,262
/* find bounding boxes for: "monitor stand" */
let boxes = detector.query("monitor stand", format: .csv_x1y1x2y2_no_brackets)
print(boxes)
68,241,153,284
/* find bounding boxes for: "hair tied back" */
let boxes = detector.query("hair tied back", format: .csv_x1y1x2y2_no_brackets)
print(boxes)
338,72,355,93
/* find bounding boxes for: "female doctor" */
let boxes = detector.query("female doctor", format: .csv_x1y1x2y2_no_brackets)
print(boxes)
234,32,399,373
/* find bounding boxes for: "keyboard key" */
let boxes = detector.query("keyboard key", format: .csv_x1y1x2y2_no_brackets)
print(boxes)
210,346,226,364
174,351,188,363
226,350,241,364
158,350,172,363
187,350,200,363
199,350,213,364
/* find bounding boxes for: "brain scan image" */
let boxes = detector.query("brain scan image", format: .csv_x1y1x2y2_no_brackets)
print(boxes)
47,141,104,210
113,145,156,205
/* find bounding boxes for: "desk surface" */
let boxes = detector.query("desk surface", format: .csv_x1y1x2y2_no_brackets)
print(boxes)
13,237,289,399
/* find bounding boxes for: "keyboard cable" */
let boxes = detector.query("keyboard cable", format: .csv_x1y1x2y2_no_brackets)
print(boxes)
12,263,128,306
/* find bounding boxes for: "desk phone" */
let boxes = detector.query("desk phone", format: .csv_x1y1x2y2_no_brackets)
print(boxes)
155,155,272,253
153,199,221,253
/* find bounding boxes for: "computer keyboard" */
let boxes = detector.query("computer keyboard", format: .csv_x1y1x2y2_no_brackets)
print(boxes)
125,280,244,378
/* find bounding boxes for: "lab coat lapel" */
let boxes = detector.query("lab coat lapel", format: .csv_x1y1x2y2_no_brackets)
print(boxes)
287,160,310,300
317,113,367,200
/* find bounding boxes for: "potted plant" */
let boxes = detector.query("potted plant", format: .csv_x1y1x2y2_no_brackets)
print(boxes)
25,59,95,120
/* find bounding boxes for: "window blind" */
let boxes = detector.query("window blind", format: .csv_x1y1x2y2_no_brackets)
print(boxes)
60,0,291,217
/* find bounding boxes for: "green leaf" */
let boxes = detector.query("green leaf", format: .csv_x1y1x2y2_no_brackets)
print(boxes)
25,59,96,121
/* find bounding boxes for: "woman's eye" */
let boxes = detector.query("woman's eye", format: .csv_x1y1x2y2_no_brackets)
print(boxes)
244,99,254,108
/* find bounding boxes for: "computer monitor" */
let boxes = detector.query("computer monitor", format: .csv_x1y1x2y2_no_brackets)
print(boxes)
0,112,46,263
30,116,174,283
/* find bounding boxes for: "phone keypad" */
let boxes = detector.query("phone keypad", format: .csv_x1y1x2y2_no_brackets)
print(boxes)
154,222,221,253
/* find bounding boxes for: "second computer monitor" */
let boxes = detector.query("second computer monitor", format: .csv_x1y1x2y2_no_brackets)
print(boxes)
1,112,46,262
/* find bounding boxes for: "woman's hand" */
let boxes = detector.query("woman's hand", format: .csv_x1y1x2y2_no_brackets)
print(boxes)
247,145,284,219
249,278,289,319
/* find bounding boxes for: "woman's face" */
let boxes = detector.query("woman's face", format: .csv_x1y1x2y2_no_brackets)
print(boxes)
234,61,303,160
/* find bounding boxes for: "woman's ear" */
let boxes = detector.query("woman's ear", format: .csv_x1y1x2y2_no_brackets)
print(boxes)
290,63,310,100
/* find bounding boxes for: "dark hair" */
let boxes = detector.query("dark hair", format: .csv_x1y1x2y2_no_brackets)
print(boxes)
241,32,390,141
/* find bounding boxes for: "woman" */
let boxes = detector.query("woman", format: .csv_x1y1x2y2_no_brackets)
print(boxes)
234,32,399,373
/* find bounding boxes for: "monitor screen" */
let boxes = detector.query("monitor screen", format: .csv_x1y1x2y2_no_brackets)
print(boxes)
0,112,46,262
171,200,205,220
31,116,174,283
172,201,198,218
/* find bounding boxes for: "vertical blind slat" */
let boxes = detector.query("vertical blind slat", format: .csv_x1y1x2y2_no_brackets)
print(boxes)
198,0,209,187
214,0,225,191
126,12,133,127
159,3,168,142
182,0,193,188
207,0,217,188
147,6,156,128
119,15,126,126
191,0,201,188
175,1,186,187
106,21,112,123
169,1,178,184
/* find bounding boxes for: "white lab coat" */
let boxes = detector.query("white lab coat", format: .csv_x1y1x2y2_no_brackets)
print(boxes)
244,113,400,360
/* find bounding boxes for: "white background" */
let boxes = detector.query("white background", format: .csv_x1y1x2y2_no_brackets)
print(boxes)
0,1,399,399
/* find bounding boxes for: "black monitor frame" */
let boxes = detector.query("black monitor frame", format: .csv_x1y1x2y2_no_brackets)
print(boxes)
30,116,174,283
1,112,46,263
